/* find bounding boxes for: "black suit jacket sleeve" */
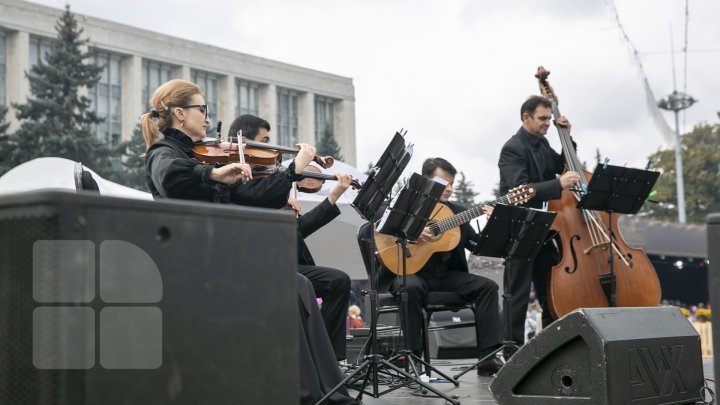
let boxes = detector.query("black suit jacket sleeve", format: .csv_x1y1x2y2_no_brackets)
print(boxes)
145,143,218,201
297,198,341,238
499,140,563,202
229,161,302,209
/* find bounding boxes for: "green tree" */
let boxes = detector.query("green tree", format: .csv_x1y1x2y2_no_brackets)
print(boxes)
642,121,720,223
1,6,112,177
451,171,479,207
108,124,149,191
316,127,343,161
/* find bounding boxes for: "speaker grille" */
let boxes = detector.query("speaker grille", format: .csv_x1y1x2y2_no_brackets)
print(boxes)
0,214,59,405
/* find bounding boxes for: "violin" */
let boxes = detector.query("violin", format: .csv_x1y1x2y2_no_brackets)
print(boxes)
295,165,362,193
192,130,334,169
253,164,362,193
191,127,360,192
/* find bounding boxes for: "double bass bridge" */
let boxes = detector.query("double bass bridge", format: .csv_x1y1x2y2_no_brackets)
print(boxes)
583,241,611,255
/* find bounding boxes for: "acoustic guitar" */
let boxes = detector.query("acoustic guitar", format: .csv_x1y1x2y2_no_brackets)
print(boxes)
374,184,535,275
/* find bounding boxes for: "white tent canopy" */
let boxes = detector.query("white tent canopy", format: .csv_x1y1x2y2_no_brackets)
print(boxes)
0,157,152,200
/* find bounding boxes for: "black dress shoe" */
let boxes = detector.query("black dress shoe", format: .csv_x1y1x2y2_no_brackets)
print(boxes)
475,357,504,376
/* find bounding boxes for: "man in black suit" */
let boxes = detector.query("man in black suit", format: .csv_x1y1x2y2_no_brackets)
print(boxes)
382,158,503,375
228,113,352,361
498,95,580,347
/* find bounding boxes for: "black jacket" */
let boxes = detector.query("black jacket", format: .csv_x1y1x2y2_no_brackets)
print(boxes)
145,127,298,208
297,198,341,265
498,127,575,209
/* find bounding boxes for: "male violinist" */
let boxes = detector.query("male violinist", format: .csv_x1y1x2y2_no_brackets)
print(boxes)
497,95,581,349
227,114,353,361
379,157,503,375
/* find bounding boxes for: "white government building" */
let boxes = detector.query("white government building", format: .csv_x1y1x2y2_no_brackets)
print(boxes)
0,0,357,165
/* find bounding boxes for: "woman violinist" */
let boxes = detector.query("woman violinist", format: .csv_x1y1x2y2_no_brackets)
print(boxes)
142,80,316,207
142,80,356,405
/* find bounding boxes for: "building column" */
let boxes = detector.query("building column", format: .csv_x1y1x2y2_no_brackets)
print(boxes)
121,54,142,142
334,99,356,166
217,75,235,133
258,83,277,132
5,30,29,132
297,92,314,145
174,65,191,81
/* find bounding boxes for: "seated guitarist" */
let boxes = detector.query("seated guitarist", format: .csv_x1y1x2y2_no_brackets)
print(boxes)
384,158,503,375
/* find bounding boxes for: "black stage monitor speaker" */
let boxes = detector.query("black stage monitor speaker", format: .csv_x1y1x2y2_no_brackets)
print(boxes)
0,190,298,405
490,307,704,405
427,308,477,359
708,213,720,385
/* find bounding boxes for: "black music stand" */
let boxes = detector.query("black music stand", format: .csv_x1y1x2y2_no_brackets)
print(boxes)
376,173,463,404
453,204,557,380
317,132,426,405
576,164,659,307
352,129,412,221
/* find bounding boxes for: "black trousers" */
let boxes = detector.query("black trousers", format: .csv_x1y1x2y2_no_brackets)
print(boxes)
503,242,558,344
298,265,351,360
296,274,354,405
389,271,501,358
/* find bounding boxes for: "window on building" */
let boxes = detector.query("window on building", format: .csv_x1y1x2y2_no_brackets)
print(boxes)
0,32,6,106
89,51,123,146
314,96,335,143
191,70,217,134
276,88,298,146
235,79,259,117
141,60,174,108
29,36,53,66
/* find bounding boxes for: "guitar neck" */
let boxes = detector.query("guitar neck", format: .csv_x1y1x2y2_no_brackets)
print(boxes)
429,194,513,236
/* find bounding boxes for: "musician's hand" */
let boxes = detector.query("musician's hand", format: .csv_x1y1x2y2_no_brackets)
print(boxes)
560,171,581,189
482,204,494,218
284,197,302,215
555,116,572,133
210,163,252,185
328,173,352,205
415,227,433,243
294,143,316,173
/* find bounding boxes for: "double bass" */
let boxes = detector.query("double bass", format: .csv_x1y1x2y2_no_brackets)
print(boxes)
536,66,661,318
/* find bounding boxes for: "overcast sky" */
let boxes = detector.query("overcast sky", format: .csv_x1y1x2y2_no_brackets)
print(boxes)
30,0,720,201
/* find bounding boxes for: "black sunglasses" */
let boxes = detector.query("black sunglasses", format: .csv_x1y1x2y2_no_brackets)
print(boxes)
176,104,208,118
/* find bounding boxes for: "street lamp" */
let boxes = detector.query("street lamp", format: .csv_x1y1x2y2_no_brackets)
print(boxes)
658,90,697,224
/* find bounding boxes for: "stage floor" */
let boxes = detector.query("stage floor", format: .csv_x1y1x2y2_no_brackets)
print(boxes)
347,357,716,404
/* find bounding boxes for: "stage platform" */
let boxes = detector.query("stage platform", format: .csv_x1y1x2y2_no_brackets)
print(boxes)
346,357,716,404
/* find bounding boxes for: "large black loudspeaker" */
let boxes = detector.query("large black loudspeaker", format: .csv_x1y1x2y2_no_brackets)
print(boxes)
708,213,720,384
427,308,477,359
0,191,298,405
490,307,704,405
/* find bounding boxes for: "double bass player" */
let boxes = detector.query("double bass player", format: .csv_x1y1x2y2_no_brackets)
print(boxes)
497,95,580,349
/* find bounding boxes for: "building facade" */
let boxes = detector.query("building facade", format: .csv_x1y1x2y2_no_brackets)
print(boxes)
0,0,357,165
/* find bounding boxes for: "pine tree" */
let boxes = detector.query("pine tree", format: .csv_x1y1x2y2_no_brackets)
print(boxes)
6,5,112,177
451,171,479,207
108,124,149,191
316,127,343,161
